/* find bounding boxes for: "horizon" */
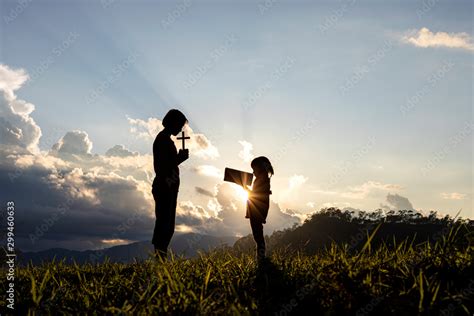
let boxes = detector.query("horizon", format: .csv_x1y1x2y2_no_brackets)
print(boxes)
17,207,473,253
0,0,472,252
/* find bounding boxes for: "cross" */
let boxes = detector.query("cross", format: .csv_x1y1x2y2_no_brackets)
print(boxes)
177,131,190,150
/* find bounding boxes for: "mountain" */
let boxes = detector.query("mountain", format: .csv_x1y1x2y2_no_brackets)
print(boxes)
17,233,238,266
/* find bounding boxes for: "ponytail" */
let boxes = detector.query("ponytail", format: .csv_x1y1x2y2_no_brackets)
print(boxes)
251,156,274,178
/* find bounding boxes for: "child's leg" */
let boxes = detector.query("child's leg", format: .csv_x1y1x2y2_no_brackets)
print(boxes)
250,217,265,260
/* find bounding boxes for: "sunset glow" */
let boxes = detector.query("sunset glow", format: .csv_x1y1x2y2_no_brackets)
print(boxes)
234,186,250,203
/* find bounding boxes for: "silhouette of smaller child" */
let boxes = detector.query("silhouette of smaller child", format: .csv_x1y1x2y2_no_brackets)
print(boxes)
245,156,274,261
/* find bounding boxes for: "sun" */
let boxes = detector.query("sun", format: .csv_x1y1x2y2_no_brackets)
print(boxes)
234,186,249,202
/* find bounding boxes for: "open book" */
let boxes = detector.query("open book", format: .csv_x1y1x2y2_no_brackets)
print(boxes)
223,168,253,187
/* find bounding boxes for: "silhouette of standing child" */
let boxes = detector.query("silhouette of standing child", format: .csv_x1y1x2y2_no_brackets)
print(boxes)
245,156,274,261
152,109,189,259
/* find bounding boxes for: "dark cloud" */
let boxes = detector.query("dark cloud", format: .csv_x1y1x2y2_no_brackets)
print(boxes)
0,150,154,252
195,186,215,197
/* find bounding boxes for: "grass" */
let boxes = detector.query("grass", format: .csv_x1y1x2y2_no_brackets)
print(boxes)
1,226,473,315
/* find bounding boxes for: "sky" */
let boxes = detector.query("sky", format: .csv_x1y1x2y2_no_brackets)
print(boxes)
0,0,472,251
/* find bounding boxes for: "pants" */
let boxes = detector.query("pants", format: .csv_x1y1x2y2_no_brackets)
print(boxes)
152,187,178,257
250,216,265,259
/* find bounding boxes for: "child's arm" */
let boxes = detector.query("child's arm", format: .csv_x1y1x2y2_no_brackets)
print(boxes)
244,184,271,199
247,179,271,197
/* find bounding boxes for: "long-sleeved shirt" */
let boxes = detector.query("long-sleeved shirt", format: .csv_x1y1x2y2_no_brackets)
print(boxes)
152,131,185,191
246,176,272,223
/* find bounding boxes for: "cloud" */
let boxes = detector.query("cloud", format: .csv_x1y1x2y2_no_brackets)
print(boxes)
288,174,308,190
49,134,153,183
177,201,218,227
341,206,364,215
169,182,302,237
380,193,414,211
127,116,219,159
440,192,466,200
342,181,402,199
213,183,301,236
173,199,232,235
195,186,216,197
238,140,254,163
175,224,194,233
0,64,41,151
51,131,93,156
0,63,303,252
0,64,29,97
192,133,219,159
278,175,309,210
193,165,223,179
100,238,131,247
402,27,474,52
105,144,138,157
0,150,155,251
127,117,162,139
0,64,159,251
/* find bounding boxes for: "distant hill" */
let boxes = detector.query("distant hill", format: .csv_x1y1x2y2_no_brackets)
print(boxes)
12,209,473,265
16,233,238,266
233,208,473,254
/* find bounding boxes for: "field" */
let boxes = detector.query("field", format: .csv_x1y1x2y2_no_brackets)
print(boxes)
1,225,473,315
